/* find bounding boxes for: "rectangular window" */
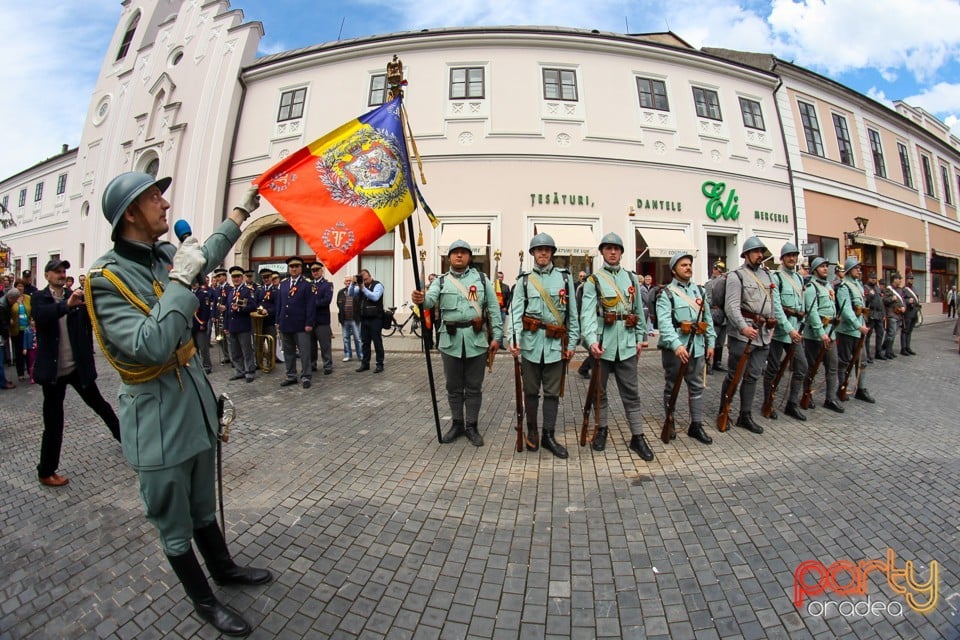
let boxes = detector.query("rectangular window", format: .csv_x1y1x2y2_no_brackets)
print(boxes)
18,189,26,207
1,195,7,210
807,234,840,265
450,67,484,100
368,74,387,106
276,88,307,122
833,114,854,166
882,247,897,285
868,129,886,178
542,68,578,101
908,251,926,301
798,101,824,156
56,173,67,195
34,182,43,202
898,142,914,188
637,78,669,111
739,97,764,130
692,87,722,120
941,165,953,205
921,154,935,197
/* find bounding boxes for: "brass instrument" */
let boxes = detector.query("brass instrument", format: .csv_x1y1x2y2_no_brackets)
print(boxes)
251,309,276,373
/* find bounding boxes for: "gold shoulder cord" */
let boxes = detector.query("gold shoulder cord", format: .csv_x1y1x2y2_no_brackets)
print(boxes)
85,269,188,388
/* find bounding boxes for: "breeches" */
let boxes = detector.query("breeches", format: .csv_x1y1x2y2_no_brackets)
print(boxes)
138,449,217,555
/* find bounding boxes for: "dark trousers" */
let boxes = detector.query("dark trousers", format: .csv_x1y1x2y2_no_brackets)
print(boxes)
837,333,867,391
867,318,885,358
360,317,384,367
901,311,918,351
38,369,120,478
311,323,333,372
11,333,27,377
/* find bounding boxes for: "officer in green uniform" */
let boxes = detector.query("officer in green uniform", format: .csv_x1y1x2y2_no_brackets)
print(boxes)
86,173,271,637
579,232,654,460
412,239,502,446
656,251,715,444
835,256,876,403
761,242,809,421
802,257,843,412
507,233,580,458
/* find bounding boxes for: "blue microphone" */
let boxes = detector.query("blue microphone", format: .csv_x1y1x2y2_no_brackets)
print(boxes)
173,219,192,242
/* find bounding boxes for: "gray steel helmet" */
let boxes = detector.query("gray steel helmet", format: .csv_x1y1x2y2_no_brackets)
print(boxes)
529,233,557,254
780,241,800,258
598,232,624,251
843,256,861,272
740,236,767,257
669,251,694,272
447,239,473,256
102,172,172,241
810,257,828,271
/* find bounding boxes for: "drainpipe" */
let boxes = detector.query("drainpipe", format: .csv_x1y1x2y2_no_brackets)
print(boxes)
771,70,802,249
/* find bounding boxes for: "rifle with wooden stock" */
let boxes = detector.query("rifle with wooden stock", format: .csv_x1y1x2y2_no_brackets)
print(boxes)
512,346,524,452
716,336,752,433
661,297,704,443
580,333,603,447
799,321,834,409
838,308,870,401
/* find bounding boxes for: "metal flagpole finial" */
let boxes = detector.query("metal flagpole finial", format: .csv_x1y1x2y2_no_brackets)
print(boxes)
387,55,406,99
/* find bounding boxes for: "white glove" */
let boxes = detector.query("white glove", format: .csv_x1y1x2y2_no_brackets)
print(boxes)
236,186,261,216
168,237,206,286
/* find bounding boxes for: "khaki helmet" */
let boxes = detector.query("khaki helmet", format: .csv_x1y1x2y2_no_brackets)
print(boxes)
529,233,557,254
102,172,172,241
598,232,624,251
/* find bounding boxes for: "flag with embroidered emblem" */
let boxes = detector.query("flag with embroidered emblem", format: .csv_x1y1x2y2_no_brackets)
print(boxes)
254,97,415,273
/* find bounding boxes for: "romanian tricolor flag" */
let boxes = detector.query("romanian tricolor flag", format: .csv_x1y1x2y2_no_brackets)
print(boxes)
254,97,415,274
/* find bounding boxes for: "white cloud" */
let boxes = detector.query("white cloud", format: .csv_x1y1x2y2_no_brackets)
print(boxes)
0,2,117,180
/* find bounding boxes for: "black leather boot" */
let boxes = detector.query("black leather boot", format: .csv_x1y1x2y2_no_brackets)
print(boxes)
525,424,540,451
735,412,764,434
854,388,876,404
167,550,251,637
628,434,655,461
541,429,568,459
464,423,484,447
687,422,713,445
823,399,845,413
194,523,273,587
440,420,464,443
784,402,807,421
592,428,608,452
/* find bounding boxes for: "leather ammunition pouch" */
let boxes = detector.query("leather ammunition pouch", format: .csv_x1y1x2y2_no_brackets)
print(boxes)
445,318,484,335
784,307,805,319
741,309,777,329
679,320,709,335
603,312,639,327
820,315,838,326
523,315,568,339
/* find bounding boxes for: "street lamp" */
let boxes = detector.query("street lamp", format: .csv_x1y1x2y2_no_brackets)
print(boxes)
854,216,869,233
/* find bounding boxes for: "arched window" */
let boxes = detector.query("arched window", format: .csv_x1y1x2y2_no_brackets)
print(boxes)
116,12,140,61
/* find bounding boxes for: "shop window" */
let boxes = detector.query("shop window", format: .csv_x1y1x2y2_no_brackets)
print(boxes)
807,234,839,265
907,251,926,301
798,101,824,156
868,129,886,178
450,67,485,99
898,142,913,188
921,154,935,197
833,114,854,166
739,97,764,130
637,78,669,111
543,68,578,102
882,247,897,284
277,88,307,122
693,87,722,121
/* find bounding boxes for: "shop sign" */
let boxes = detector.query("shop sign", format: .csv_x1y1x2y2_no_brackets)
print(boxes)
529,192,594,207
754,210,790,223
634,198,682,212
701,181,740,221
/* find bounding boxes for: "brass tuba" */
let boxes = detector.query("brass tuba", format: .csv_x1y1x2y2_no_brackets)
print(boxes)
251,309,276,373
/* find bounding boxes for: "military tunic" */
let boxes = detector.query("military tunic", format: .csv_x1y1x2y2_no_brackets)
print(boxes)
508,264,580,434
87,219,240,555
656,279,715,424
224,283,256,380
579,264,648,436
802,276,840,403
277,276,316,383
835,276,869,389
762,267,809,407
422,268,502,427
723,262,786,415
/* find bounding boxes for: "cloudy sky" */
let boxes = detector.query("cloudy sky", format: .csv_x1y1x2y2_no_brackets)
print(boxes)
2,0,960,180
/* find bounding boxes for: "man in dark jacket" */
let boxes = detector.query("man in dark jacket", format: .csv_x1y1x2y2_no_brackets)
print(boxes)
32,258,120,487
309,261,335,375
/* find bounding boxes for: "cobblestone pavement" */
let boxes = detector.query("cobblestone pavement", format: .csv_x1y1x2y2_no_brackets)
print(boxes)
1,320,958,639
